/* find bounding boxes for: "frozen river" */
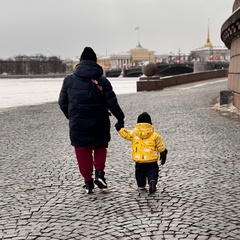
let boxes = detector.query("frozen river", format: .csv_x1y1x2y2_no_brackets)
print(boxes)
0,77,137,109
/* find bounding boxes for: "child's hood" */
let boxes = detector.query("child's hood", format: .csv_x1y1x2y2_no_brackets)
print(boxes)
134,123,154,139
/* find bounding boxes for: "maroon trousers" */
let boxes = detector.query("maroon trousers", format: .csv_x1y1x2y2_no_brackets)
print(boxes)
74,143,108,181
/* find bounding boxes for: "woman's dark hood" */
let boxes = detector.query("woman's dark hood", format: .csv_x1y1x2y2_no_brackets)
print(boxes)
74,60,103,79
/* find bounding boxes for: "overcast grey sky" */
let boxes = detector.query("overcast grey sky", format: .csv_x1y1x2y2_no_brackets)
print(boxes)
0,0,234,60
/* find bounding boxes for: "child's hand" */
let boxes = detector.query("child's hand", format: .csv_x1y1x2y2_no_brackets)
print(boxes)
115,122,124,131
160,149,168,165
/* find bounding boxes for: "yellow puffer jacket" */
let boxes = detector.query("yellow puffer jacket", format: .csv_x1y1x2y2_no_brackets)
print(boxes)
118,123,166,163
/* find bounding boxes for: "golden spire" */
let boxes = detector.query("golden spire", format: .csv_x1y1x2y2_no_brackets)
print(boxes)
204,20,213,48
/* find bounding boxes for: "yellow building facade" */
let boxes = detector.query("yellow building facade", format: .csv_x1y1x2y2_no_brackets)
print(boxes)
97,44,156,70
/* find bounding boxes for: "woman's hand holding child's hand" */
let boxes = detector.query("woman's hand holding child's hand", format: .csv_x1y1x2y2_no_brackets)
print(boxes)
115,122,124,131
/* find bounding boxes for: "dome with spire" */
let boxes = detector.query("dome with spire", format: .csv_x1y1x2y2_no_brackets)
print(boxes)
191,20,230,62
204,22,213,48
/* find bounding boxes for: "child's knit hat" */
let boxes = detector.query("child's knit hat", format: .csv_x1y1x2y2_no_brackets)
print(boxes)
137,112,152,124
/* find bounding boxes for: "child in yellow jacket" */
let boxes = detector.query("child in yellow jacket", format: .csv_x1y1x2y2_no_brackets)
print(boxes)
115,112,168,194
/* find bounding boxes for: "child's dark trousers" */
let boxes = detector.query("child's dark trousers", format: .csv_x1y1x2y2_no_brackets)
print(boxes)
135,161,159,188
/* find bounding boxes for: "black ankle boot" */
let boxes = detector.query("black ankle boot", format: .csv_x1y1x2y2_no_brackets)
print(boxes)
94,170,107,189
84,179,94,194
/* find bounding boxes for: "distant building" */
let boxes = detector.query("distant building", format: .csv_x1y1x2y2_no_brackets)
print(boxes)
191,23,230,62
97,43,156,70
97,44,192,70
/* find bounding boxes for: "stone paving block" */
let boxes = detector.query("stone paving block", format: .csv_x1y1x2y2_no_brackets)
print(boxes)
194,236,209,240
138,237,152,240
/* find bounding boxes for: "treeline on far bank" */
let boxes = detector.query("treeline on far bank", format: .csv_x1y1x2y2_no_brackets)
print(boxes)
0,54,67,75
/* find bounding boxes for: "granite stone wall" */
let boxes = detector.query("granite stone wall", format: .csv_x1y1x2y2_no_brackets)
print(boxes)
221,0,240,109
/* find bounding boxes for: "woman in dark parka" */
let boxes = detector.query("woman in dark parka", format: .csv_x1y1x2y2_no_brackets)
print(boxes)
58,47,125,193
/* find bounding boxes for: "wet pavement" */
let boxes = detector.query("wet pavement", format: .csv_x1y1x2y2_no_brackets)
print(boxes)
1,78,240,239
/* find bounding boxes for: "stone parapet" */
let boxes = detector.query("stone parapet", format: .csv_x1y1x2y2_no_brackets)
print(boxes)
137,69,228,91
137,76,163,91
162,70,228,88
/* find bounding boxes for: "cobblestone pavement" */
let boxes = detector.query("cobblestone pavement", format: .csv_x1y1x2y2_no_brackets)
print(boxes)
1,79,240,240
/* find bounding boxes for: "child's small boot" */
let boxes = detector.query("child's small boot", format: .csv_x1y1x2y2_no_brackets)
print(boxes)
94,170,107,189
84,179,94,194
149,180,157,194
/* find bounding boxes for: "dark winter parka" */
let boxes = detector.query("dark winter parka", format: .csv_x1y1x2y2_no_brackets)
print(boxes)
58,60,125,147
